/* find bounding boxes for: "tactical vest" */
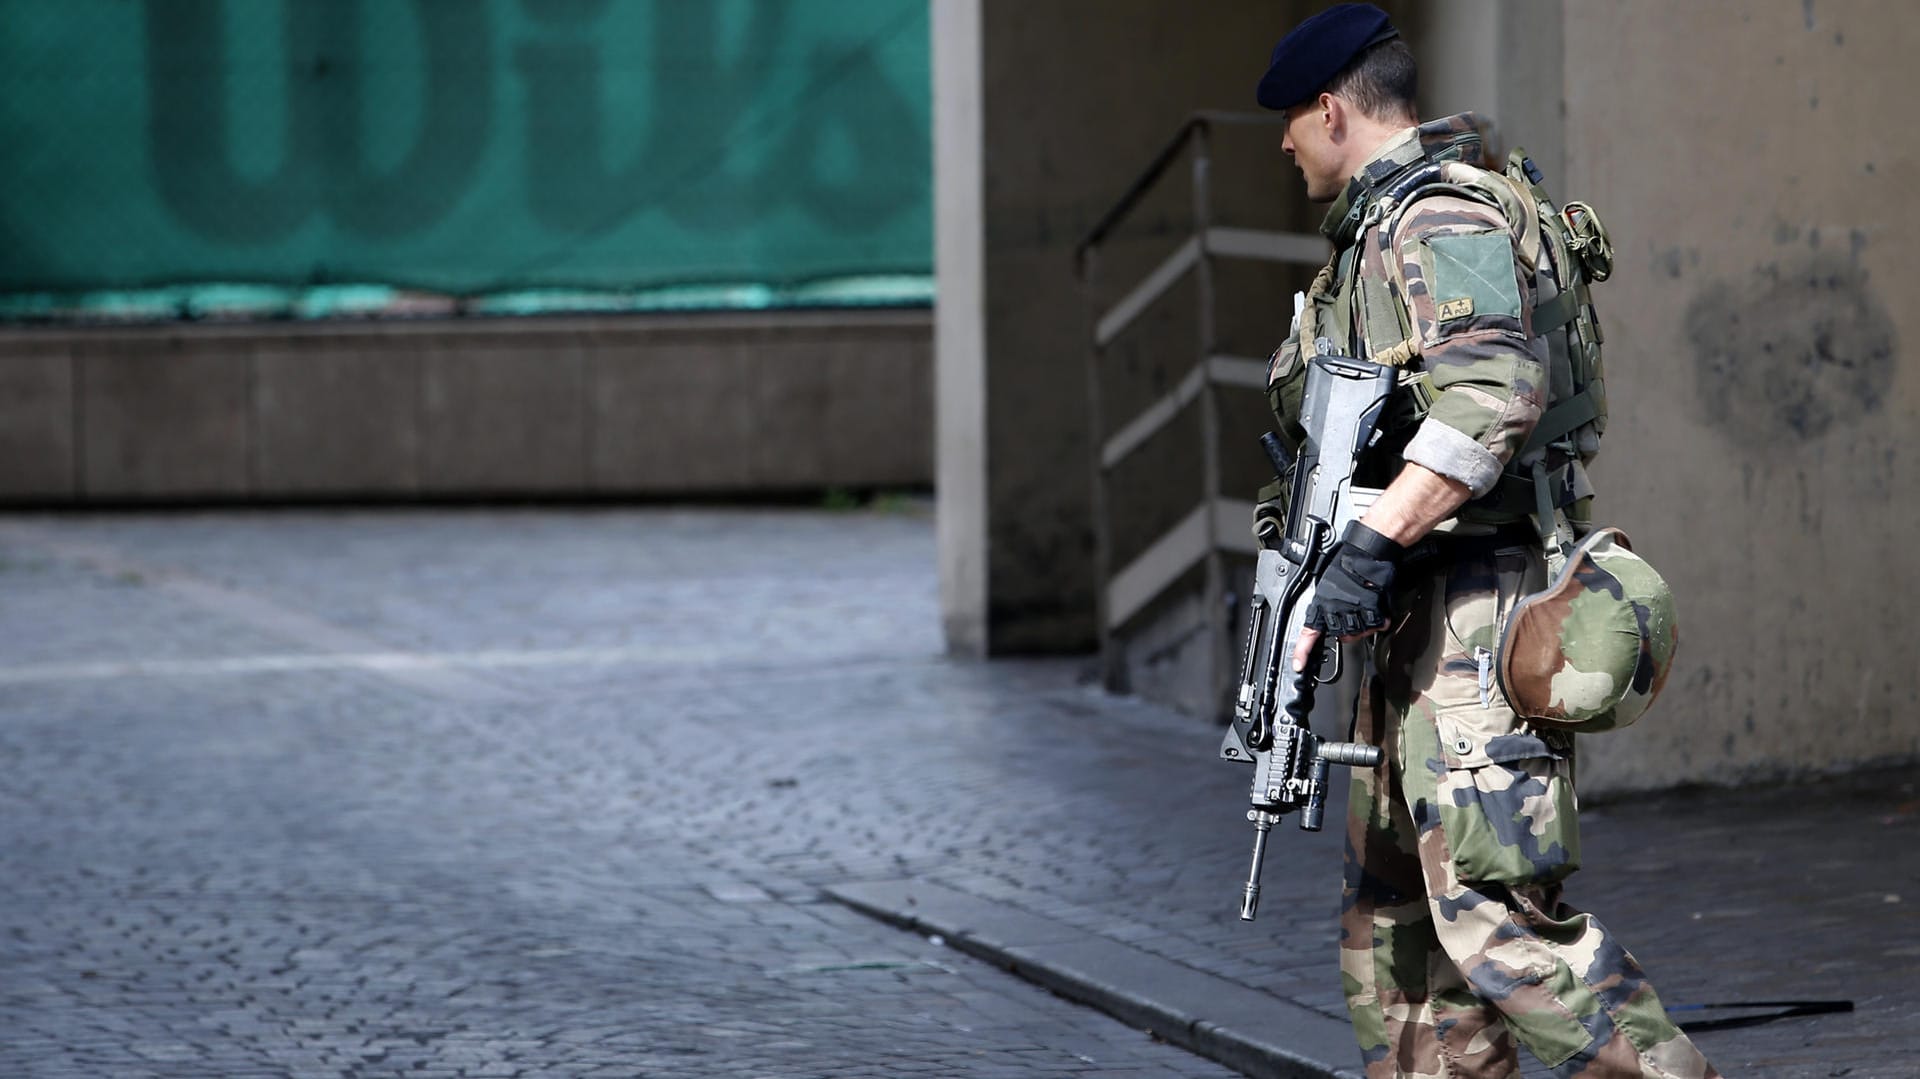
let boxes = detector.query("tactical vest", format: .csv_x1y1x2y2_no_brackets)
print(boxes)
1275,140,1614,530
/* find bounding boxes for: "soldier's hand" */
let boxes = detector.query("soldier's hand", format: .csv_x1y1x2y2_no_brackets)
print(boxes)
1292,522,1403,671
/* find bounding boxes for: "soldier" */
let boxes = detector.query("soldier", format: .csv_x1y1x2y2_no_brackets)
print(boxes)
1254,6,1724,1078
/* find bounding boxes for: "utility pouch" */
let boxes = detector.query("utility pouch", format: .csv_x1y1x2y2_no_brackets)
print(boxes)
1560,200,1614,283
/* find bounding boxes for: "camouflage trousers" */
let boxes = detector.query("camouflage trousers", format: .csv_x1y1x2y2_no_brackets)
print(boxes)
1340,544,1721,1079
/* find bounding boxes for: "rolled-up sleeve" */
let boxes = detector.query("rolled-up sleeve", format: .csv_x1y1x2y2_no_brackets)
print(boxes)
1389,194,1545,496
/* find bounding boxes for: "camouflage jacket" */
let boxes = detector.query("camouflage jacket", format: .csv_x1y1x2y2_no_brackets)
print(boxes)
1268,114,1551,523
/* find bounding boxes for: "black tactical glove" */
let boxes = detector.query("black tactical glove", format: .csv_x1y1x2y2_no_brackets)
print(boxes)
1305,521,1405,638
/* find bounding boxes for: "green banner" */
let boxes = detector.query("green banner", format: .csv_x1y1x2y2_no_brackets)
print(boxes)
0,0,931,314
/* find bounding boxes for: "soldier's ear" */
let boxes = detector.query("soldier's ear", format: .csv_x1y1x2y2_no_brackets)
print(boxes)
1318,92,1346,138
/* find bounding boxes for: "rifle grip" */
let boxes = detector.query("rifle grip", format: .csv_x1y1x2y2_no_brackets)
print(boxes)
1283,645,1318,729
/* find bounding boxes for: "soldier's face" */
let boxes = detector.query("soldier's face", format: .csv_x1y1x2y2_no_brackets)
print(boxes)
1280,99,1345,203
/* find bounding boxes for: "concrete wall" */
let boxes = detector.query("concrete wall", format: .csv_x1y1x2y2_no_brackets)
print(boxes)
0,310,931,502
1421,0,1920,790
1551,1,1920,791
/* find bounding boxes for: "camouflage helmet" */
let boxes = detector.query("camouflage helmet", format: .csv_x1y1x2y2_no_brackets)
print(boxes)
1496,528,1677,732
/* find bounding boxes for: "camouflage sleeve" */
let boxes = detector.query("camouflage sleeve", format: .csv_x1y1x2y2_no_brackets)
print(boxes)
1386,193,1546,496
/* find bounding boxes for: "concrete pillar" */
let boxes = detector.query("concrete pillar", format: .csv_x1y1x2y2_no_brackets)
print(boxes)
933,0,989,656
1417,0,1564,183
1418,0,1498,121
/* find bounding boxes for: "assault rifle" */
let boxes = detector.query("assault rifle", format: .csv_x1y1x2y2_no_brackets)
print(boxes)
1220,344,1397,921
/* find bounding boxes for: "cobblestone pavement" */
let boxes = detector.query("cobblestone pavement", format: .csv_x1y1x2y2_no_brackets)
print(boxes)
0,508,1238,1079
0,507,1913,1078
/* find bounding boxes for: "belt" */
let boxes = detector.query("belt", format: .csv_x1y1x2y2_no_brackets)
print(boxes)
1400,521,1539,571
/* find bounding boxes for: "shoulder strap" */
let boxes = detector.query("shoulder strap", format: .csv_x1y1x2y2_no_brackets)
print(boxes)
1350,164,1447,366
1521,390,1601,458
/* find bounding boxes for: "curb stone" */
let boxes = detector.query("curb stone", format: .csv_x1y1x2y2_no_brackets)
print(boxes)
828,878,1363,1079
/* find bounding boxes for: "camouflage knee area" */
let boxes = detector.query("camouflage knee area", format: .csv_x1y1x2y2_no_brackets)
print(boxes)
1526,891,1718,1079
1344,944,1523,1079
1445,885,1717,1079
1431,984,1521,1079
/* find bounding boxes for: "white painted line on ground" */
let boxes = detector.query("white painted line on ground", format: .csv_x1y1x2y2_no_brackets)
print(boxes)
0,644,936,687
0,523,506,702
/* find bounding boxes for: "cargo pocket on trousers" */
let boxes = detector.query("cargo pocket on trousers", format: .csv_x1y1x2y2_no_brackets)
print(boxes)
1433,730,1582,887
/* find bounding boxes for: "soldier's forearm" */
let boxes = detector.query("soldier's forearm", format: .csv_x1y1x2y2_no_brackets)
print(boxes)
1359,462,1471,546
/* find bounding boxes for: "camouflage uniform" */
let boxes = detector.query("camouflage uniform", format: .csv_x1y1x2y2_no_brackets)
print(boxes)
1268,115,1720,1079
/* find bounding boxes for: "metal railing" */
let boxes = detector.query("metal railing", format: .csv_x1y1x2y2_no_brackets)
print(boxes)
1076,111,1328,707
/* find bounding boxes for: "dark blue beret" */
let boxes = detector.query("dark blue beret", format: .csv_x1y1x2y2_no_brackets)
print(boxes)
1256,3,1399,111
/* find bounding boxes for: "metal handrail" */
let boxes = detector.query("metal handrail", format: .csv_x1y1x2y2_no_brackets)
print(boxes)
1074,111,1288,277
1078,110,1318,712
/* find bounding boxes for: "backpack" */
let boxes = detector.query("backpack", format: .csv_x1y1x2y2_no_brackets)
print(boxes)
1498,149,1614,522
